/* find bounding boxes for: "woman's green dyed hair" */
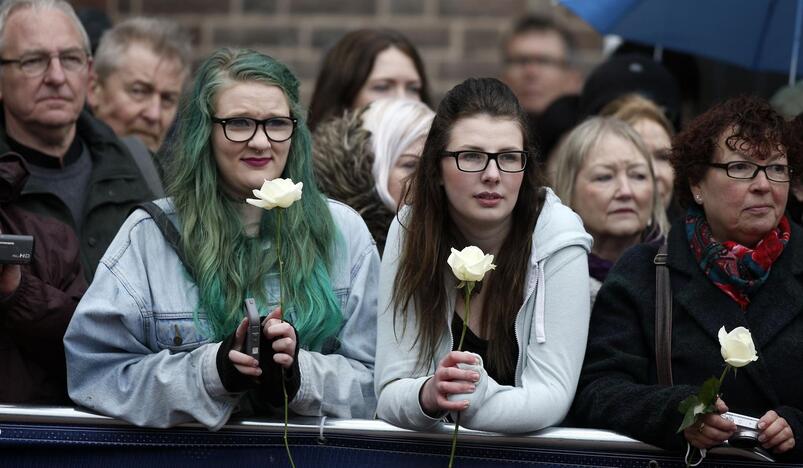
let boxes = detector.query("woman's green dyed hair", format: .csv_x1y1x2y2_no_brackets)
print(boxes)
164,48,343,350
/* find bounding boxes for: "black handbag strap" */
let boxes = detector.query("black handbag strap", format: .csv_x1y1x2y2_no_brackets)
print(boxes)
654,242,673,386
134,202,194,280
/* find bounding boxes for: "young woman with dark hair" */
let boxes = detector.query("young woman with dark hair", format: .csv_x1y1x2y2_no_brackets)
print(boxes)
307,28,430,131
374,77,592,432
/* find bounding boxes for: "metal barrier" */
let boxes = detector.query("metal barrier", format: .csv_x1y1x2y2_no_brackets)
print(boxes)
0,405,791,467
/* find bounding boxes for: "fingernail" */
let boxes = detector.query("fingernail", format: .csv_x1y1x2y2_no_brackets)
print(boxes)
758,422,766,429
758,435,766,442
463,401,470,409
472,373,480,382
468,385,475,393
255,369,262,376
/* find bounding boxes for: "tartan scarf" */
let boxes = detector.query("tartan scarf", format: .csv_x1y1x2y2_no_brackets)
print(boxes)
685,206,790,310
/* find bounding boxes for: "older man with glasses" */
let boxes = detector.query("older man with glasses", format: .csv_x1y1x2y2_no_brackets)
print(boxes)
0,0,153,282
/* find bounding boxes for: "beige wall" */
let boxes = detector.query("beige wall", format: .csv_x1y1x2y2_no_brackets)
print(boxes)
71,0,603,107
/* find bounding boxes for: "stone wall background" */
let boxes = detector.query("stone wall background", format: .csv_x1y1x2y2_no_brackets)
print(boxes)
69,0,604,107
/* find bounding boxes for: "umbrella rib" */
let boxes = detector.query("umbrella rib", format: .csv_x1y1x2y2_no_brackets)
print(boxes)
752,0,778,69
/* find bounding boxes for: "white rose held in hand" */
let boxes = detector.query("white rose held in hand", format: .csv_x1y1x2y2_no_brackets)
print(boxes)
447,246,496,283
246,178,303,209
718,326,759,368
447,245,495,468
243,176,301,468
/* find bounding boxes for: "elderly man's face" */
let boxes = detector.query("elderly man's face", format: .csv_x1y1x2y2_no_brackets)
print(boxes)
0,8,90,142
89,43,187,152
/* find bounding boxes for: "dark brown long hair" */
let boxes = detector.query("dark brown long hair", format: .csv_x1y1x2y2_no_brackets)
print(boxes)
307,28,431,131
392,77,545,382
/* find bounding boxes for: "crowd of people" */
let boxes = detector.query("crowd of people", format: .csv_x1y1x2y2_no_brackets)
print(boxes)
2,0,802,462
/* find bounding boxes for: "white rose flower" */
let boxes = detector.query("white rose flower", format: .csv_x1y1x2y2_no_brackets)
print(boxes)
718,326,759,368
447,246,496,283
246,178,303,209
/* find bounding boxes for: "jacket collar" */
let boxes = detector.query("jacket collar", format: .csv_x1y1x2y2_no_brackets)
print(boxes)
0,107,142,183
667,217,803,404
0,152,29,202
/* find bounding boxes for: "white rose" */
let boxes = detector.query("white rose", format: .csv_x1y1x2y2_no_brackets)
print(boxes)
718,326,759,368
246,178,303,209
447,246,496,283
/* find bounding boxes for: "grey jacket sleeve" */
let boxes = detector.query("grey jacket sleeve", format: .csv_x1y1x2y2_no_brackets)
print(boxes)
449,245,591,432
64,224,240,429
289,213,380,419
374,218,445,430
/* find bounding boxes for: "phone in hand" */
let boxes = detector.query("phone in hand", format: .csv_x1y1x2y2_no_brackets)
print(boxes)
244,298,261,361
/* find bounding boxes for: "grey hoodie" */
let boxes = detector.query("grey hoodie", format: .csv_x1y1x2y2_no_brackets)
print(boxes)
375,189,592,432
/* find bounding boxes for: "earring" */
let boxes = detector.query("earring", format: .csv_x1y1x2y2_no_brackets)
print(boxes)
694,194,702,204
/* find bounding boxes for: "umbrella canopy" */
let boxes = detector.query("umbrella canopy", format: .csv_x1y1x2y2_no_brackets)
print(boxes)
560,0,803,84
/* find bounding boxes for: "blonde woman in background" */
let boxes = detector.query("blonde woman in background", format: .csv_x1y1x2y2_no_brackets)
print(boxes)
600,94,677,217
314,99,434,253
552,116,667,304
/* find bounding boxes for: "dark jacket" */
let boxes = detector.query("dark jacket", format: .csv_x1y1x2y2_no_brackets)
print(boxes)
0,111,155,281
573,217,803,461
0,153,87,403
312,110,395,254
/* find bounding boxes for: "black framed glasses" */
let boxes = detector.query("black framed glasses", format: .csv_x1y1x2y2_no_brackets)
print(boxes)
707,161,792,182
0,49,89,77
211,116,297,143
443,150,528,173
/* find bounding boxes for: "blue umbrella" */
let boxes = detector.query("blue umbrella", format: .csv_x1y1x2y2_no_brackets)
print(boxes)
560,0,803,85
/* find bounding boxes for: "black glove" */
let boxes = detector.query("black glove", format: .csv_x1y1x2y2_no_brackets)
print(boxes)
215,328,259,393
255,321,301,406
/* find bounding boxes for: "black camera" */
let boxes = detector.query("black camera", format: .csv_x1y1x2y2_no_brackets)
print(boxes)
244,298,261,361
0,234,34,264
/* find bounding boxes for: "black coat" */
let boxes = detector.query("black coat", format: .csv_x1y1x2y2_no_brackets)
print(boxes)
0,153,86,403
0,110,155,281
572,218,803,461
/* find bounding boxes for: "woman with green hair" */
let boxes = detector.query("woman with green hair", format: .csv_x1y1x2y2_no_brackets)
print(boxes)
64,48,380,429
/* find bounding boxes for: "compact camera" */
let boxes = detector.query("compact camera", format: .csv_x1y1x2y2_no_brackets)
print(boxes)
721,412,760,448
0,234,34,264
244,298,261,361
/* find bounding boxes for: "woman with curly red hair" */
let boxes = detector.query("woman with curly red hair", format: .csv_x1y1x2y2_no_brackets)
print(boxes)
572,96,803,462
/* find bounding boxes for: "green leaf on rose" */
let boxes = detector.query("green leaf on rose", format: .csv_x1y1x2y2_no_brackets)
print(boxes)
699,376,721,404
677,394,702,433
678,394,700,414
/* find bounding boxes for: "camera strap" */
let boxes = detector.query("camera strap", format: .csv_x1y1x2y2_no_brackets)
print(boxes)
134,202,195,281
653,242,673,386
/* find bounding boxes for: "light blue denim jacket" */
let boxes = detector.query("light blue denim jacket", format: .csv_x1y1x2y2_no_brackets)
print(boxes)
64,198,379,429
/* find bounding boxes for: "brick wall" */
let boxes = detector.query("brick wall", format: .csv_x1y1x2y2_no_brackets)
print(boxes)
71,0,603,107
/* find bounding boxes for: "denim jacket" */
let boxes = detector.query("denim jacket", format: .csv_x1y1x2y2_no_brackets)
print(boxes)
65,198,379,429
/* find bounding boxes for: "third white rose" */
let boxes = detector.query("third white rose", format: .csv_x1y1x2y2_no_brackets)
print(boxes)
718,326,759,368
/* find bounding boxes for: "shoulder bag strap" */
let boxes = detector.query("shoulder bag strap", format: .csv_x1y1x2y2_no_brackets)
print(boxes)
654,242,673,386
133,202,194,280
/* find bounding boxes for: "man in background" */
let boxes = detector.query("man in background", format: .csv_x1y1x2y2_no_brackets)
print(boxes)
501,15,582,115
0,0,154,280
88,17,191,196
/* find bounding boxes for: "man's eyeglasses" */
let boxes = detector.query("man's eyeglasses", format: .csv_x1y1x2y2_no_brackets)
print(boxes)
706,161,792,182
504,54,567,69
0,49,89,77
212,116,297,143
443,150,528,173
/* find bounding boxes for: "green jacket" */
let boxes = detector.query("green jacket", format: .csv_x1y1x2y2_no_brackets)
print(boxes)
0,111,155,281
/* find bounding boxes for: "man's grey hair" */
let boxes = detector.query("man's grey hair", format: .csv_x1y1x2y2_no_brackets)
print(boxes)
94,17,192,81
0,0,91,54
